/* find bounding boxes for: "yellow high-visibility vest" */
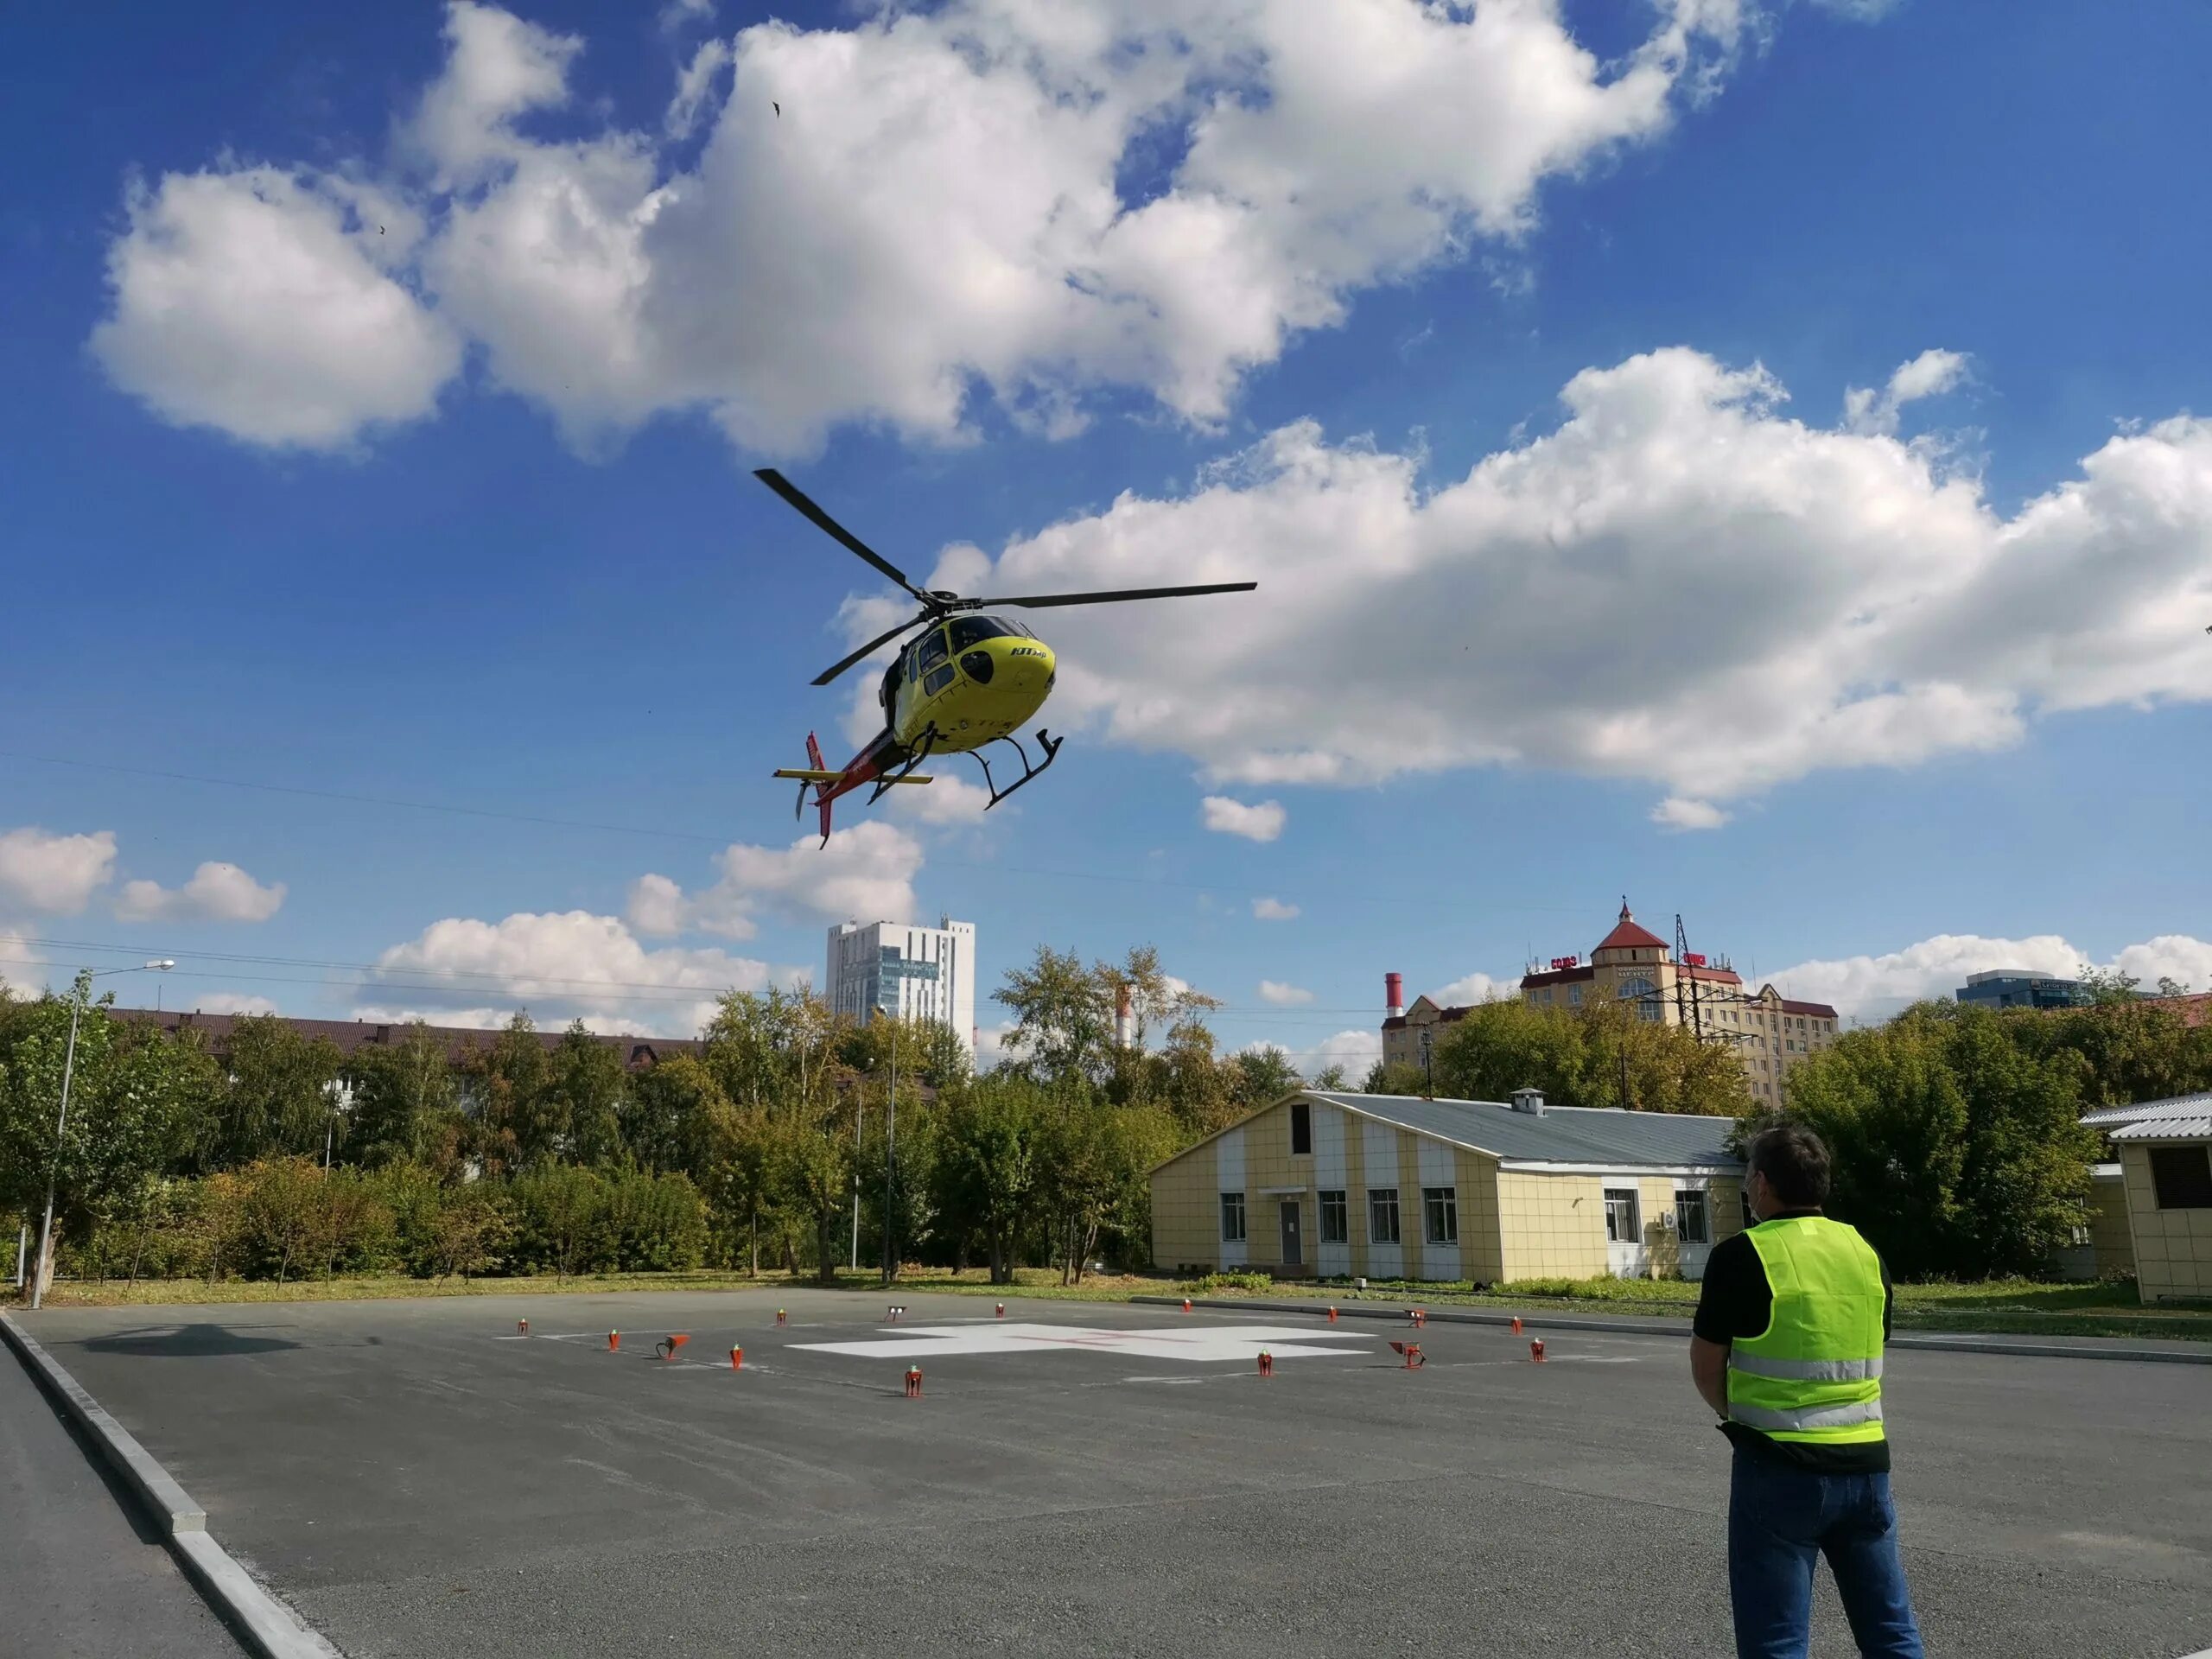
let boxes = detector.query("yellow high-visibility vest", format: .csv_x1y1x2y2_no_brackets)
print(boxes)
1726,1215,1886,1446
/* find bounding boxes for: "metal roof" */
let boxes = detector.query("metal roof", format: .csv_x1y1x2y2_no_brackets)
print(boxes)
2111,1115,2212,1143
2079,1092,2212,1129
1304,1092,1740,1168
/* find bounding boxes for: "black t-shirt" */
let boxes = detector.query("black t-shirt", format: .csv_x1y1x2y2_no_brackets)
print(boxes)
1693,1211,1894,1474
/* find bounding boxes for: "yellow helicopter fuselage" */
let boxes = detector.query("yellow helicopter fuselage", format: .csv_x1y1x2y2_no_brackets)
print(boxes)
881,613,1058,755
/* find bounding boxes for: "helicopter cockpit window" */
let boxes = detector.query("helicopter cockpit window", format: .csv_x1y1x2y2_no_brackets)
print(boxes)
916,628,950,673
947,614,1019,652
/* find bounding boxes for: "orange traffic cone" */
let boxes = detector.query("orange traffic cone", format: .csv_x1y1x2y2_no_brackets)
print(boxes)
518,1319,529,1337
776,1309,787,1327
607,1331,620,1352
905,1366,924,1398
1530,1338,1546,1363
1510,1316,1522,1336
995,1303,1006,1319
1326,1306,1338,1323
1257,1350,1274,1377
1182,1298,1193,1313
730,1346,743,1371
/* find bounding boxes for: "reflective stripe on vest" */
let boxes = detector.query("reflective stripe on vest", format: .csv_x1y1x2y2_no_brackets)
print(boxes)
1726,1353,1885,1383
1726,1215,1887,1446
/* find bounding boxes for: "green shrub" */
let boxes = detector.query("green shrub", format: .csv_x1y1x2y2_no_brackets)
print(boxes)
1187,1270,1273,1293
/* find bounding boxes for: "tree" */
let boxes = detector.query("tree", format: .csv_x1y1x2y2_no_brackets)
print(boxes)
1428,996,1745,1115
0,982,215,1299
1362,1059,1432,1095
1230,1047,1303,1113
345,1023,461,1170
208,1014,344,1168
995,946,1115,1090
777,1109,855,1287
1774,1003,2097,1280
933,1081,1037,1283
624,1053,721,1179
702,1093,778,1274
466,1014,554,1173
549,1022,627,1167
1307,1063,1350,1091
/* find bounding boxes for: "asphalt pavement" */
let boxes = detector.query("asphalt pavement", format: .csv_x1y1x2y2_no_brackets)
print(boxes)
1,1327,244,1659
15,1288,2212,1659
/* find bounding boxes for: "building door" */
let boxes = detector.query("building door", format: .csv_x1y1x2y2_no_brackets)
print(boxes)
1279,1200,1303,1268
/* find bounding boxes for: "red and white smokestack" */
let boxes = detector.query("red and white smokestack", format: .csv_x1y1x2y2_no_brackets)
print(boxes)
1385,972,1404,1020
1116,985,1135,1049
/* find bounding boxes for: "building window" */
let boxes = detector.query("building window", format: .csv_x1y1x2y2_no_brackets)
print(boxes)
2149,1147,2212,1210
1291,1100,1313,1156
1567,983,1582,1007
1603,1187,1641,1243
1423,1187,1458,1245
1319,1190,1348,1243
1369,1187,1402,1245
1220,1192,1247,1242
1675,1191,1710,1244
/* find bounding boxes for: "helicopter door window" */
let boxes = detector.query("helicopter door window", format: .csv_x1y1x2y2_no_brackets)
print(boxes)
923,664,956,696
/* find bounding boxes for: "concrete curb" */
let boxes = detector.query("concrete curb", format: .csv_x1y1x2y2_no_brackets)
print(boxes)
1132,1296,2212,1364
1,1312,344,1658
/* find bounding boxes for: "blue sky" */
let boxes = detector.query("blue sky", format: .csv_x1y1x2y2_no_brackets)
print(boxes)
4,0,2209,1067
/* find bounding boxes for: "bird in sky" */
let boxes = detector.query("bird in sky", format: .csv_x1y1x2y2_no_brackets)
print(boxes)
772,101,780,117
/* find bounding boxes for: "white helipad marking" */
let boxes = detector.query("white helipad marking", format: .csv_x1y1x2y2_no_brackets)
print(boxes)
792,1322,1372,1364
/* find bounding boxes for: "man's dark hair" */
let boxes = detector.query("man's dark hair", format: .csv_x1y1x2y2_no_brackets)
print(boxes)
1746,1122,1831,1208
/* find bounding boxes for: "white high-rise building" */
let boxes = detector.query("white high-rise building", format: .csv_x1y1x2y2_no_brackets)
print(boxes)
826,917,977,1060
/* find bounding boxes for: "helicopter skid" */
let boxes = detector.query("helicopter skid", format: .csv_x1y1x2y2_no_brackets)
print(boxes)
969,728,1064,810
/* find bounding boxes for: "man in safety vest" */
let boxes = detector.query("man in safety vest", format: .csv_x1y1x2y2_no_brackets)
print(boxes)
1690,1122,1924,1658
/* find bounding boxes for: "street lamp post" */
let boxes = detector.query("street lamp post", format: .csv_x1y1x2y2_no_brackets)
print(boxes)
29,960,174,1310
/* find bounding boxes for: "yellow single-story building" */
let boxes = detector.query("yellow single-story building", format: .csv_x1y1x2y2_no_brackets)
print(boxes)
1151,1088,1746,1285
2091,1094,2212,1304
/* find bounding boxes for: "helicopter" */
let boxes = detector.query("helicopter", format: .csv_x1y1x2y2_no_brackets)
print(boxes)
754,467,1256,843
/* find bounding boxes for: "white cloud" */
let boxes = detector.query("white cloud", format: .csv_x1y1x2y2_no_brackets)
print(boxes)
1257,979,1313,1006
666,37,733,140
659,0,715,33
1843,347,1969,437
642,820,925,940
188,992,282,1017
93,0,1770,454
885,772,996,826
1650,796,1729,831
0,927,41,997
1201,796,1286,842
404,1,583,189
1252,896,1300,921
1767,931,2212,1024
114,861,286,924
91,168,459,448
949,346,2212,810
0,828,118,915
366,908,777,1035
1303,1027,1382,1081
972,1020,1020,1072
1433,969,1514,1006
625,873,690,938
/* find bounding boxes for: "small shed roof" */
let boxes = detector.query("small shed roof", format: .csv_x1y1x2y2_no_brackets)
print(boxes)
2079,1091,2212,1130
2111,1115,2212,1143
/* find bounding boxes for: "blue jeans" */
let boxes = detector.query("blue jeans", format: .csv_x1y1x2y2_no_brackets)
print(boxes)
1729,1448,1924,1658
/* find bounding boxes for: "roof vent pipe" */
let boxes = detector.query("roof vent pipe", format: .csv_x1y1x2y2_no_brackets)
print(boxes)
1510,1086,1545,1116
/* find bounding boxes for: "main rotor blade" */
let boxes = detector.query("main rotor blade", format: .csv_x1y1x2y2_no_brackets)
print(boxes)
812,613,929,687
981,582,1258,610
755,468,931,604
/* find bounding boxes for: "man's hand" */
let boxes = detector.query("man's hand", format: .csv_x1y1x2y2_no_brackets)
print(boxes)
1690,1335,1731,1419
